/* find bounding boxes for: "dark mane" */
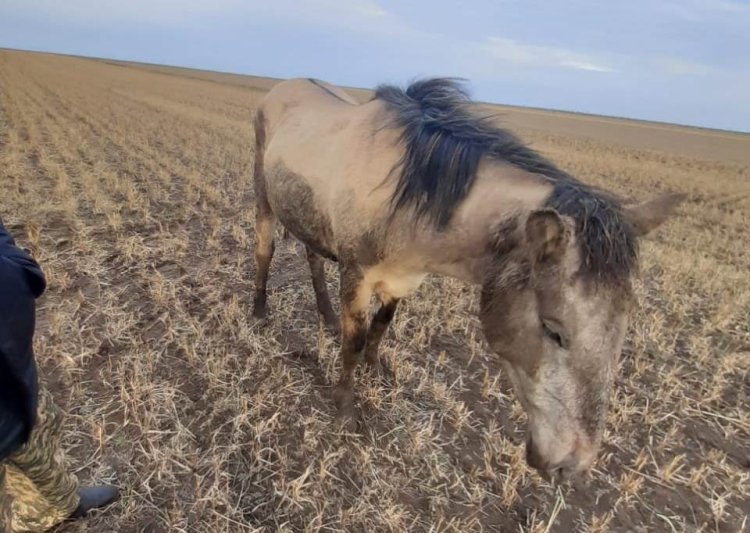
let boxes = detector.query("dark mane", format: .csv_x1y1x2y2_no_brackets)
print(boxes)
307,78,352,104
374,78,637,283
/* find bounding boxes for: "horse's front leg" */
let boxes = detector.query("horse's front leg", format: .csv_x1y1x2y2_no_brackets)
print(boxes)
333,265,371,431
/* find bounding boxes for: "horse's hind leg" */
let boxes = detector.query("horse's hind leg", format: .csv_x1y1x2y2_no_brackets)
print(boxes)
305,246,340,335
252,210,276,319
364,296,400,374
252,107,275,319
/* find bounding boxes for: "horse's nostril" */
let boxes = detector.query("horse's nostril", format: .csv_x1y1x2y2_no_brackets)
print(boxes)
547,456,579,483
556,466,574,482
524,437,582,481
525,438,545,471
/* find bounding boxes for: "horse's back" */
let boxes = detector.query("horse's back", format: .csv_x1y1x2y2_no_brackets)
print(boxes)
258,79,401,257
260,78,356,135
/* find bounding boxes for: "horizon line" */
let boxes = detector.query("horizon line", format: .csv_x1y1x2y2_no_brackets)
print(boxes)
3,45,748,136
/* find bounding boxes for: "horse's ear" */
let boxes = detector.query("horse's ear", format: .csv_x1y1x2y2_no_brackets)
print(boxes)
525,209,569,266
624,193,686,237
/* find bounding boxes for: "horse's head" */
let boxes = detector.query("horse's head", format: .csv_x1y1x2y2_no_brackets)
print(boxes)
479,193,683,481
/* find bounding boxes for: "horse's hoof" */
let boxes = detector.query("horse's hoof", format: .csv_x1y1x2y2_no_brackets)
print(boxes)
252,304,268,320
325,320,341,338
334,410,358,433
333,386,357,432
365,355,394,383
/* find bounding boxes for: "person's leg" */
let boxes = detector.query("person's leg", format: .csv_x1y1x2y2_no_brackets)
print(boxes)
5,387,79,532
5,387,116,532
0,463,14,532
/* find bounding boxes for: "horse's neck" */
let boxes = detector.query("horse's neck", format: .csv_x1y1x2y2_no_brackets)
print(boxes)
418,162,553,284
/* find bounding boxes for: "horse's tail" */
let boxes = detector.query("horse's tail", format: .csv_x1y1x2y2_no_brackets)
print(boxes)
253,107,267,199
253,106,289,242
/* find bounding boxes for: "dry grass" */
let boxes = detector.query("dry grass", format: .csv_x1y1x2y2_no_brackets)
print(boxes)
0,50,747,532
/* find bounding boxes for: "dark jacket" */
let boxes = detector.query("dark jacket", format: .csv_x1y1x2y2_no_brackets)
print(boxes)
0,220,46,460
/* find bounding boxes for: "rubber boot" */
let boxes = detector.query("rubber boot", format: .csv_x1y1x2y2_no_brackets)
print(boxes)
69,485,119,518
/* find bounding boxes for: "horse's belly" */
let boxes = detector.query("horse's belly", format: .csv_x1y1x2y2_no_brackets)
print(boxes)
266,164,337,260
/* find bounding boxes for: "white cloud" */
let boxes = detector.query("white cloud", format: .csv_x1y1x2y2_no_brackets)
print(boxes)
656,57,714,76
559,60,613,73
0,0,245,25
685,0,750,14
301,0,388,19
247,0,398,33
663,0,750,22
0,0,393,30
482,37,615,73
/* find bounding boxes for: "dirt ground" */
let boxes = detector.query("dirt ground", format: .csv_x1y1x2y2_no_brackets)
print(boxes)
0,50,747,532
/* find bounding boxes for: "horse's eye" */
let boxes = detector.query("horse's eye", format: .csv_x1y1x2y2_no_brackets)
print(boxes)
542,320,567,349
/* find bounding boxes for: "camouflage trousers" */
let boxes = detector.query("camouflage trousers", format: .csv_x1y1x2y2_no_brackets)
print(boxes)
0,388,79,533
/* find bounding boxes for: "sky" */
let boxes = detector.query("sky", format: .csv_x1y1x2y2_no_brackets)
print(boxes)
1,0,749,132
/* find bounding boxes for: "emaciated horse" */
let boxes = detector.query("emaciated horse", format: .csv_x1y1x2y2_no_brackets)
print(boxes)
251,78,683,481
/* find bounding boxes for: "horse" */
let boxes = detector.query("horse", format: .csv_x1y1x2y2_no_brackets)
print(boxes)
251,77,683,481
